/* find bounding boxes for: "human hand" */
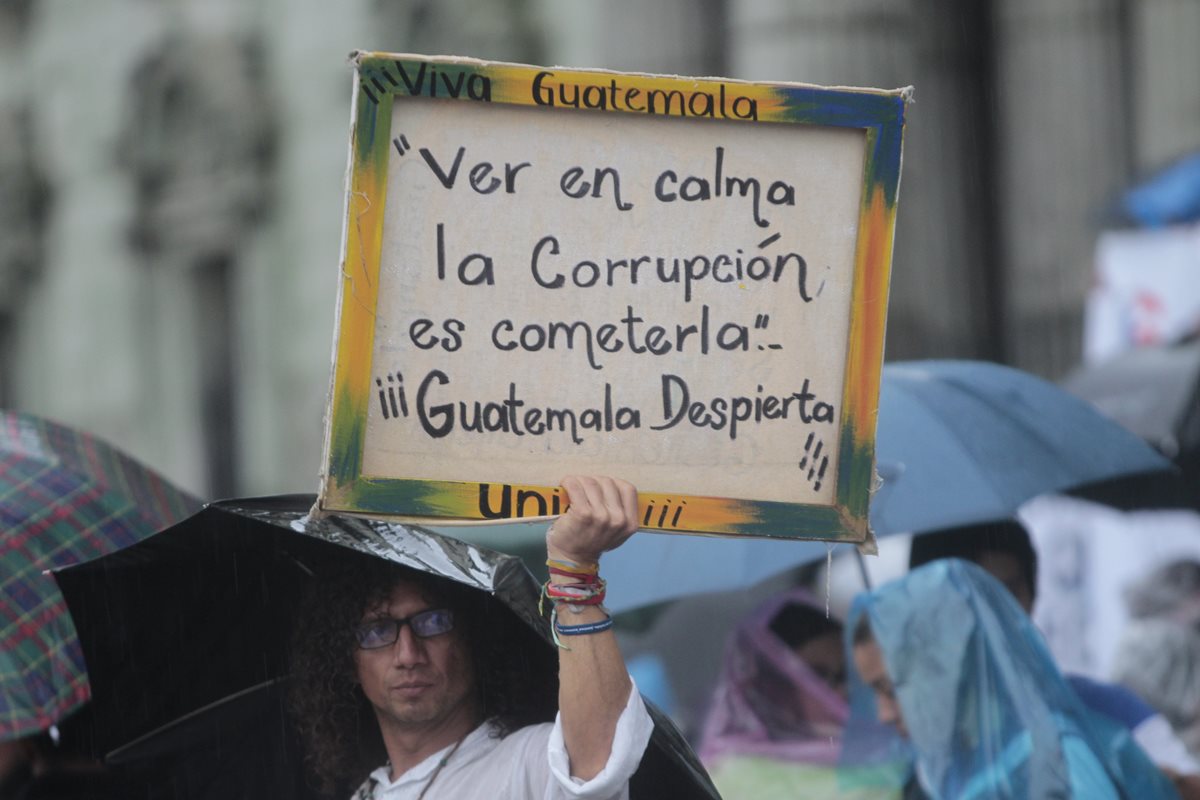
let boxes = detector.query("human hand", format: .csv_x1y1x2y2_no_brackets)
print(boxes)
546,475,638,566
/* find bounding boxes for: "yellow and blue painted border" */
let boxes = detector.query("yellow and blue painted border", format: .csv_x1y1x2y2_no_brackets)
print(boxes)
318,53,909,542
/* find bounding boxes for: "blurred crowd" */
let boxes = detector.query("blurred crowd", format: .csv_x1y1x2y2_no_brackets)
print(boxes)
668,518,1200,799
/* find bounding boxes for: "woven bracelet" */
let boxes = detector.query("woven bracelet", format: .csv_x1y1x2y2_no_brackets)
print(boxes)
548,566,602,582
546,577,607,601
546,557,599,576
541,580,607,616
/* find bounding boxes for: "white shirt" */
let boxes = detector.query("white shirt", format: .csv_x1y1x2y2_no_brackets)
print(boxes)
1134,713,1200,776
354,682,654,799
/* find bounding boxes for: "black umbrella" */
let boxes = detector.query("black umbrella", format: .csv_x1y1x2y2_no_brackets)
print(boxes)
54,495,718,799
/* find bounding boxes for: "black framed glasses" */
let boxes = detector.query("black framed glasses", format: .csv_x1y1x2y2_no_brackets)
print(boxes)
354,609,455,649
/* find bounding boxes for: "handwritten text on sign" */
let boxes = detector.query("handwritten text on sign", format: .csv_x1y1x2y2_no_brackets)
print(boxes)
361,95,866,506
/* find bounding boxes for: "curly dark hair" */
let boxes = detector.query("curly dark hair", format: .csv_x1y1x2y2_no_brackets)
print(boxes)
287,553,558,797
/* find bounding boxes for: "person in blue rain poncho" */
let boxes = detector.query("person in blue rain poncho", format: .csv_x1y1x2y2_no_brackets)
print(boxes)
846,559,1180,800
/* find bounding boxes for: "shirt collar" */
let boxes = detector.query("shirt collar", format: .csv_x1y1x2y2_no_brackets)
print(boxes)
367,720,498,791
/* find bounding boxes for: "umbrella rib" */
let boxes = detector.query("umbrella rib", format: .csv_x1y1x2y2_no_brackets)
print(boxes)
104,678,283,764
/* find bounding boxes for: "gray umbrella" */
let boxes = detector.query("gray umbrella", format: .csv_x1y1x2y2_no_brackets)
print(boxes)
1062,337,1200,463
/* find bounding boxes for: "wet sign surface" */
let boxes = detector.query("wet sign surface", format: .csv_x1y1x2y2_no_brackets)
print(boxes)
318,53,908,540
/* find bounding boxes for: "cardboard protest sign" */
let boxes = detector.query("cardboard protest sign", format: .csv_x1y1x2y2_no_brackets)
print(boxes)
318,53,909,542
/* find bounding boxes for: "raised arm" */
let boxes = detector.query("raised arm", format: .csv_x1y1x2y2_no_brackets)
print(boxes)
546,475,640,781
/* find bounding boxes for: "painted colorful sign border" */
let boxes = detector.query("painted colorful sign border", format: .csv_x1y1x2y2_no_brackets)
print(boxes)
317,52,909,542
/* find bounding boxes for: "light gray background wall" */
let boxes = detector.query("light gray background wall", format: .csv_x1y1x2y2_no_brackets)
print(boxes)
1,0,1196,500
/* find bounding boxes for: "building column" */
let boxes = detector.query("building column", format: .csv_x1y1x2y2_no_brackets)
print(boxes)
728,0,1003,362
1129,0,1200,172
990,0,1132,378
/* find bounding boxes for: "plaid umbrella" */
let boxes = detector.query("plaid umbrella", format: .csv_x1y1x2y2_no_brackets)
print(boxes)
1,410,201,741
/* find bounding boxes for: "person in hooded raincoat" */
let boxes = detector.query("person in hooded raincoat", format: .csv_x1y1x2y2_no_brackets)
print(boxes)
908,519,1200,793
696,588,902,799
846,559,1180,800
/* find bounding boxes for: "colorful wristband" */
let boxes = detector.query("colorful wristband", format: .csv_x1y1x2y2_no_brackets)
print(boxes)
554,616,614,636
546,578,606,600
546,557,599,575
549,566,602,582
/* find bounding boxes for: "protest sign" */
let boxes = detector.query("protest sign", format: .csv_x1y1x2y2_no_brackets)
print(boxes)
318,53,909,541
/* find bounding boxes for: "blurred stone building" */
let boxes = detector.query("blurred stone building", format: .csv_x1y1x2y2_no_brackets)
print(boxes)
0,0,1196,499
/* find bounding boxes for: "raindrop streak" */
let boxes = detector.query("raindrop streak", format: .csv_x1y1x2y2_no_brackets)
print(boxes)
825,542,833,617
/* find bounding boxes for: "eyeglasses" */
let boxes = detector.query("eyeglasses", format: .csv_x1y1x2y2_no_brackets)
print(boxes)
354,609,455,649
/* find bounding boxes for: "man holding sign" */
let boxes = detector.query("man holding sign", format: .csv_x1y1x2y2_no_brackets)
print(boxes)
289,475,654,800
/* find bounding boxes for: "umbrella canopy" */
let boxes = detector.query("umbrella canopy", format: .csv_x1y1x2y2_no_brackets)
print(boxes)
1062,337,1200,464
0,410,200,741
53,495,718,799
595,359,1174,613
868,359,1172,538
1119,150,1200,228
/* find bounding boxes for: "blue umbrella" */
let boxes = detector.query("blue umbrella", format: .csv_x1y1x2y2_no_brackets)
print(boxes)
868,359,1171,538
605,360,1171,612
429,515,841,615
1120,151,1200,228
